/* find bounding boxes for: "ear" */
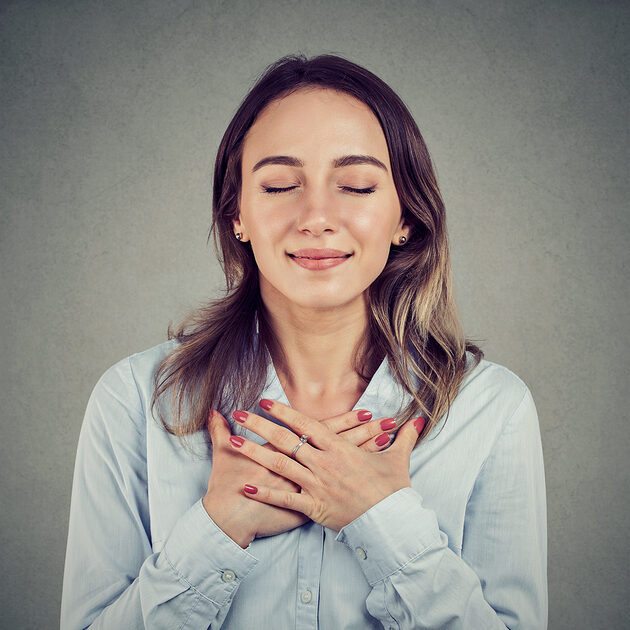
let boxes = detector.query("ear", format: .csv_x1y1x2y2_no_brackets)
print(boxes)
232,215,250,243
392,216,411,246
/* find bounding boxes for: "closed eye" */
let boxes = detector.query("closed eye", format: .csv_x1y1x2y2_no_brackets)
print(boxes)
262,185,299,194
339,186,375,195
262,185,375,195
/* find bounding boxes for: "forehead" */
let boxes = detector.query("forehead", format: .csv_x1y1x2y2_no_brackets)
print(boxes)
242,88,390,166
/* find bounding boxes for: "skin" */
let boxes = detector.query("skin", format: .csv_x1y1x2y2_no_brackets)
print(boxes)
236,87,411,417
204,408,415,548
203,88,422,548
231,402,425,532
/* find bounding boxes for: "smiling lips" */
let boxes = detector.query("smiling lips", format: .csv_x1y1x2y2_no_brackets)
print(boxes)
287,248,352,270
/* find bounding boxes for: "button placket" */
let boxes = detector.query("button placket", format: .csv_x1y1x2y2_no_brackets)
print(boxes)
295,523,323,630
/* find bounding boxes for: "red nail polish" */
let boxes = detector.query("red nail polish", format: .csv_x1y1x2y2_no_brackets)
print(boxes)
380,418,396,431
375,433,390,447
414,417,426,434
357,410,372,422
232,410,248,423
259,399,273,411
230,436,245,448
244,484,258,494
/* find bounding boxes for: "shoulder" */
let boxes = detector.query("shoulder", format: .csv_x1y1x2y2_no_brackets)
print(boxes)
97,338,179,391
461,352,530,403
85,339,180,437
445,352,536,437
417,354,541,476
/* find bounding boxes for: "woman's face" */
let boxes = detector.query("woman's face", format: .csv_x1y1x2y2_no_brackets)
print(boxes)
236,87,408,312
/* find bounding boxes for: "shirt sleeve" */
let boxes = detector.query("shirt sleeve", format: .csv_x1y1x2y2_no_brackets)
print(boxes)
335,388,548,630
60,357,259,629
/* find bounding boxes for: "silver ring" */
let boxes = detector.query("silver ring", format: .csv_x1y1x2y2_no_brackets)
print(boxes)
290,434,309,459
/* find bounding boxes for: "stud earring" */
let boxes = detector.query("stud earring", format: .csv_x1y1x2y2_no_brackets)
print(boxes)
398,235,407,244
235,233,242,241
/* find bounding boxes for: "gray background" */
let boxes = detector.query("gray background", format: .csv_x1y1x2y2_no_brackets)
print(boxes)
1,0,628,628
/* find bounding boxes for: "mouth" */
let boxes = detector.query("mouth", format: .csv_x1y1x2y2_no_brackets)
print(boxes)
287,248,353,270
288,248,352,260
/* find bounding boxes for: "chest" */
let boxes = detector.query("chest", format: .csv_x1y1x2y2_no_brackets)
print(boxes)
145,419,478,558
280,385,367,421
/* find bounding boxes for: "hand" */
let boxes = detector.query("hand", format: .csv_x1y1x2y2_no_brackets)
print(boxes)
202,407,394,547
228,400,426,531
202,410,307,548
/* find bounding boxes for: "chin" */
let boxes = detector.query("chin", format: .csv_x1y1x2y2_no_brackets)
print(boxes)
288,290,365,311
259,272,368,312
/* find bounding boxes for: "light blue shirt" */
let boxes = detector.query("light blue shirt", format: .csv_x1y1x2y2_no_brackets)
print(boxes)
61,339,547,629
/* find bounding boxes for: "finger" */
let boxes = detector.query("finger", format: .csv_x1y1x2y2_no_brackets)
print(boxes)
257,399,336,450
320,408,372,434
207,409,232,442
228,434,314,488
360,431,396,452
389,417,426,454
340,416,397,448
232,409,319,460
242,483,312,517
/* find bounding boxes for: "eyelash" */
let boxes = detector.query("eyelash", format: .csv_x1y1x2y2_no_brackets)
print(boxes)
262,185,376,195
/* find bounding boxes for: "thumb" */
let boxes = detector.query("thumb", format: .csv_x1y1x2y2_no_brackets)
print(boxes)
207,409,232,443
392,416,426,455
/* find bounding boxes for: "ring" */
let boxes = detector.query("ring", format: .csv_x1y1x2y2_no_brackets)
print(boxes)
290,434,309,459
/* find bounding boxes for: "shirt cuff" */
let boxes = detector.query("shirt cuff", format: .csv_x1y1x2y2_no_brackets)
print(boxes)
161,499,259,605
335,487,442,585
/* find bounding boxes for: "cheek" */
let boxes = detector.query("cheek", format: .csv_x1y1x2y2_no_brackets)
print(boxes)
242,199,292,239
353,228,394,281
244,210,292,271
353,207,399,249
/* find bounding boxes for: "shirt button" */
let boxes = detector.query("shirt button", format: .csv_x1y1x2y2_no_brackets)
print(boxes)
300,589,312,604
355,546,367,560
221,569,236,583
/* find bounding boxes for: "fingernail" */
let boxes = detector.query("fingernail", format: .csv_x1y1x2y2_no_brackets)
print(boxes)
244,484,258,494
375,432,390,447
230,436,245,448
380,418,396,431
357,410,372,422
414,417,427,434
232,410,248,423
259,399,273,411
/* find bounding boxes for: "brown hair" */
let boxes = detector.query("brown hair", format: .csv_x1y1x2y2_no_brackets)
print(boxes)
152,53,482,441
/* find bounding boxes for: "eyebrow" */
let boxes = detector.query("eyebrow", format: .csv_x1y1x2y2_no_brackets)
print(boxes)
251,154,388,173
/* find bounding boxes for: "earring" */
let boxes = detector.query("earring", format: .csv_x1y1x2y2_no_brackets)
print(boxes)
235,233,242,241
398,235,407,244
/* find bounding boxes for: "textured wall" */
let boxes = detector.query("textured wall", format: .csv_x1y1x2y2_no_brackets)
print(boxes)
1,1,628,627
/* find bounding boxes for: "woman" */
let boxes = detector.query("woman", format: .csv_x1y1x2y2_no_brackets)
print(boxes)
61,54,547,629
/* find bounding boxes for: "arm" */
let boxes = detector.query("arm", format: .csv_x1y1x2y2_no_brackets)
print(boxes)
335,388,548,629
60,358,258,629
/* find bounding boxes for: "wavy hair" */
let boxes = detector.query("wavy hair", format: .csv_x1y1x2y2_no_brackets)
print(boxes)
152,53,482,441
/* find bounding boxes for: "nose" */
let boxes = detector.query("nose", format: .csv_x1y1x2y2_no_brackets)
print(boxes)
296,185,338,236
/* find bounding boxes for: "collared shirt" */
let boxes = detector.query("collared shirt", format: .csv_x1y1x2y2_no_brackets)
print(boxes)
61,339,547,629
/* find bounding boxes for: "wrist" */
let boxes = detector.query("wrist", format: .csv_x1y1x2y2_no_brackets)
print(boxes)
202,494,254,549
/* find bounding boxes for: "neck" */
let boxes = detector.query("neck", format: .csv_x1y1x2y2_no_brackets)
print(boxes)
260,284,376,413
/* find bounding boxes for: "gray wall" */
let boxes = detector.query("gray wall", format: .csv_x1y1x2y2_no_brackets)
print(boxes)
1,1,628,628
